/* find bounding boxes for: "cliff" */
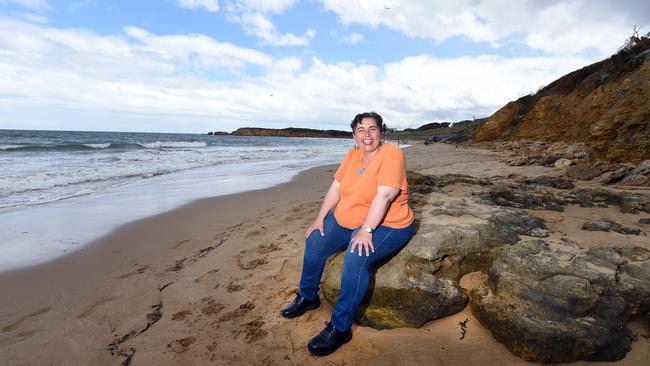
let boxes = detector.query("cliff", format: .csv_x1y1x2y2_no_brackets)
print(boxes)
474,36,650,163
230,127,351,138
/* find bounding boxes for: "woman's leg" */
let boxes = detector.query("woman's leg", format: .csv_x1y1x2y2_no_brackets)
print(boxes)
330,222,415,331
298,212,352,301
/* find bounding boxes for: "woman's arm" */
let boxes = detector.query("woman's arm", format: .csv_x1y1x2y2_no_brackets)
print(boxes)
350,185,400,256
305,180,341,238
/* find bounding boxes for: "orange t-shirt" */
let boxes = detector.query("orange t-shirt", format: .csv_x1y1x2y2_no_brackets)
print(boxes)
333,142,414,229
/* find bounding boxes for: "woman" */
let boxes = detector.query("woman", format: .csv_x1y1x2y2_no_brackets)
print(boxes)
280,112,415,356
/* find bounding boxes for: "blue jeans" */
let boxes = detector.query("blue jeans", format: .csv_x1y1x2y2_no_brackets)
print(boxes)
298,212,416,331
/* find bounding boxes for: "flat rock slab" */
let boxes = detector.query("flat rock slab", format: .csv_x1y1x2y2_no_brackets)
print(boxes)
582,218,643,235
471,239,650,362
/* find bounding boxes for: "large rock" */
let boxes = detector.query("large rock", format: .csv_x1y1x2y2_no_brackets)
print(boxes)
566,163,604,180
593,166,633,184
620,174,649,186
631,160,650,175
554,158,573,168
582,218,643,235
322,197,547,329
484,183,650,214
471,239,650,362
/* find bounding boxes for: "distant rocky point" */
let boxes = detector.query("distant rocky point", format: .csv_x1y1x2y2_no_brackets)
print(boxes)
206,127,351,138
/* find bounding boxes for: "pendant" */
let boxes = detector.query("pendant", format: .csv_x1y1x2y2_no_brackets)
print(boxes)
358,167,365,176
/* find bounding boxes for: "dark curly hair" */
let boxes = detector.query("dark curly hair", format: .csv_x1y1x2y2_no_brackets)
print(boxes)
350,112,387,133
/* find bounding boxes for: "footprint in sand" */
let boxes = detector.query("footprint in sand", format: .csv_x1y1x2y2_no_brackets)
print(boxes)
171,310,192,321
194,269,220,283
118,265,149,279
168,336,196,354
233,318,268,343
218,301,255,322
201,298,225,317
237,257,268,270
244,230,263,239
78,297,117,319
0,329,38,348
226,282,244,292
257,242,282,254
1,307,51,333
173,239,191,249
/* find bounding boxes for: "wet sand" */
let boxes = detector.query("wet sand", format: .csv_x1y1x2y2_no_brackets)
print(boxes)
0,143,648,365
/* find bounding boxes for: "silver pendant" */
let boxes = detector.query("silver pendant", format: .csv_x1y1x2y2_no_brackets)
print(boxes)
358,168,365,176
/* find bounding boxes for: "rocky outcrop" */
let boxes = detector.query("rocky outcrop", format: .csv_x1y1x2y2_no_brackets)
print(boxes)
469,140,650,186
471,241,650,362
321,171,650,362
473,36,650,163
231,127,351,138
482,182,650,214
322,196,548,329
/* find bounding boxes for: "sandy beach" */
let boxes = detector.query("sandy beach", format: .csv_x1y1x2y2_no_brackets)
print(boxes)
1,143,648,366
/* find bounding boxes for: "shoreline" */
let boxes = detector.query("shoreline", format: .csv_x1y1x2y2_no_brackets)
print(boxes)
1,143,647,365
0,161,338,284
0,162,340,365
0,135,352,272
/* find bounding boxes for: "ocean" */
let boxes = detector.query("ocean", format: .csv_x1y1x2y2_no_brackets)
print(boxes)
0,129,353,271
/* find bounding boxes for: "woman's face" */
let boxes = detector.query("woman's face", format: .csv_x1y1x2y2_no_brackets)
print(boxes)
353,117,382,153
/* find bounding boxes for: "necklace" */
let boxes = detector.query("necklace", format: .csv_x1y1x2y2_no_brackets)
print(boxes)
358,143,382,176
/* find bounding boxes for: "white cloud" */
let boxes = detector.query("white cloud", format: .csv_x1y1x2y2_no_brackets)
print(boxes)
0,17,596,132
330,30,364,45
123,26,272,69
177,0,220,13
237,12,316,46
173,0,312,47
12,11,48,23
321,0,641,58
67,0,98,12
0,0,51,11
206,0,313,47
234,0,297,14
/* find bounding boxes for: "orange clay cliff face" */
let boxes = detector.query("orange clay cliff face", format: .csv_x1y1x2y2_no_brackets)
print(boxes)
474,37,650,163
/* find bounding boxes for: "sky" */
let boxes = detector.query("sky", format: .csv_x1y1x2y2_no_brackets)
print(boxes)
0,0,648,133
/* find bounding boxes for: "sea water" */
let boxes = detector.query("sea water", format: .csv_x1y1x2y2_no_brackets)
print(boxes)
0,129,353,271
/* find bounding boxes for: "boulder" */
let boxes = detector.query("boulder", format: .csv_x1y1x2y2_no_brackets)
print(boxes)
566,164,604,180
581,218,643,235
542,155,561,167
471,239,650,362
554,158,573,168
620,174,649,186
322,197,547,328
520,176,575,189
484,183,565,211
485,183,650,214
593,166,633,184
631,160,650,176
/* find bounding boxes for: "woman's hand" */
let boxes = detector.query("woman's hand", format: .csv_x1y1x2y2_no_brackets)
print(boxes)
305,217,325,238
350,230,375,256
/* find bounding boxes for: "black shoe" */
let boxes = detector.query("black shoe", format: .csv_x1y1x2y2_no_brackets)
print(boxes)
307,322,352,356
280,293,320,318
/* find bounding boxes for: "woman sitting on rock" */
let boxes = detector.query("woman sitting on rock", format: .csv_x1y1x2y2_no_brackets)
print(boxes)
280,112,415,356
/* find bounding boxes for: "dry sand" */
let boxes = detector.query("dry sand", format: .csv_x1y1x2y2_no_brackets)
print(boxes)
0,142,648,365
